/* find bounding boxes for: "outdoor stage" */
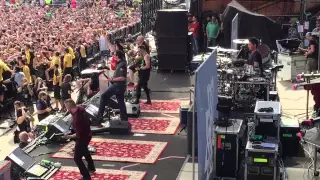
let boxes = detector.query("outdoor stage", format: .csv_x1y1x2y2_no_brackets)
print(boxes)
26,71,192,180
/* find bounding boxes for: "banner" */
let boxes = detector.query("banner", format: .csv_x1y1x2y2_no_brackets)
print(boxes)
195,50,218,180
231,13,239,50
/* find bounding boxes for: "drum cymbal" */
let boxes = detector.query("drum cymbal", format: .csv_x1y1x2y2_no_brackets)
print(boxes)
233,39,249,44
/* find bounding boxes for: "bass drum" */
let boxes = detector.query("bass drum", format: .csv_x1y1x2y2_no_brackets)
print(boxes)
258,44,272,66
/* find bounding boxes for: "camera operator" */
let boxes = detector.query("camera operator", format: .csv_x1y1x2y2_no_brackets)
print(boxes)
36,91,52,121
13,101,34,143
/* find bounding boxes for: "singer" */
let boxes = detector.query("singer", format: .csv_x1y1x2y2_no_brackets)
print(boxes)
63,99,95,180
97,50,128,121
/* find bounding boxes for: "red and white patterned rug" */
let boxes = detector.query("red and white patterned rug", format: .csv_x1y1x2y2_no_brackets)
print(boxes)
129,117,180,135
50,166,146,180
52,138,167,164
140,100,186,113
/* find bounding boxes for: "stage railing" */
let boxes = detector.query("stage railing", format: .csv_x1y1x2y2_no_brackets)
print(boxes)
141,0,162,35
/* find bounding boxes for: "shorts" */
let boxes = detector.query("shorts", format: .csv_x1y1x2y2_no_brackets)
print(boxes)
53,85,61,99
307,58,318,73
61,95,71,101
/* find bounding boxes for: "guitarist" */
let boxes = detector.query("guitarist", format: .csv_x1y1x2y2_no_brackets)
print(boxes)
127,36,150,86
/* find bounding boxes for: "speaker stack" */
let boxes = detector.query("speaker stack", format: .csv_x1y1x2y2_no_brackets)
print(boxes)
156,9,189,71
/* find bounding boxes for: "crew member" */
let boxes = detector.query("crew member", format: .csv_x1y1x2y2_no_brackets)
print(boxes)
18,59,31,83
63,48,73,78
0,60,10,107
97,50,128,121
63,99,95,180
133,45,151,104
45,52,61,81
247,38,263,75
300,32,318,73
36,91,52,121
53,64,62,110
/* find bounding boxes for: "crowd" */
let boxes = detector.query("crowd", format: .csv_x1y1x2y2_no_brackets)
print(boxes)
0,2,144,145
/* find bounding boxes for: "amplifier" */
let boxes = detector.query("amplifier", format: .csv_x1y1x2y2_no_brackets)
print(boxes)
180,104,190,125
214,119,243,179
254,101,281,139
245,141,279,180
280,117,300,157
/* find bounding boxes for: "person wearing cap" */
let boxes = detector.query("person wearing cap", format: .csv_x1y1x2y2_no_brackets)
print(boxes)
300,32,318,73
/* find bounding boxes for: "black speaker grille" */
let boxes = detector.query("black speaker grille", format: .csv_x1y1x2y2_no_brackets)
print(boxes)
157,37,188,54
158,54,187,71
156,9,188,37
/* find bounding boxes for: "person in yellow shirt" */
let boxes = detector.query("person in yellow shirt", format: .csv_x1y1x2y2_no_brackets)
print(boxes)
66,42,75,60
25,44,35,77
45,52,61,81
63,48,73,79
18,59,31,83
53,64,62,110
0,60,10,107
79,43,87,72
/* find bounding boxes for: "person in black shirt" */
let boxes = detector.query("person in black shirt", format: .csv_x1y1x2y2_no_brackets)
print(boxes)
97,50,128,121
133,45,151,104
127,36,150,86
247,38,263,75
13,101,34,144
61,74,72,111
300,32,318,73
36,91,52,121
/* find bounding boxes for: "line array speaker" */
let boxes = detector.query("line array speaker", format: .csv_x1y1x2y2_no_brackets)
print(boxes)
156,9,188,71
156,9,188,37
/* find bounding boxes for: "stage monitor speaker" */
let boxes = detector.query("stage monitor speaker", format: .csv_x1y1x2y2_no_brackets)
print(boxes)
157,54,187,71
109,121,132,135
157,37,188,54
5,147,36,180
156,9,188,37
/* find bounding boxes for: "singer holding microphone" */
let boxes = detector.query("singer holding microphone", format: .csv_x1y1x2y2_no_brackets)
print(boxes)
63,99,96,180
97,50,128,122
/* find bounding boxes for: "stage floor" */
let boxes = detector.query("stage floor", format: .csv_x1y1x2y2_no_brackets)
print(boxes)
0,70,316,180
5,71,191,180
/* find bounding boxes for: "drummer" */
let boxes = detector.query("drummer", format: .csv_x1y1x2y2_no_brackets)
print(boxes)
247,38,264,75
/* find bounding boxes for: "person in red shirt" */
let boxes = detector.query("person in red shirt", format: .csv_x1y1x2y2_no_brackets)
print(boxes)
188,16,200,55
63,99,95,180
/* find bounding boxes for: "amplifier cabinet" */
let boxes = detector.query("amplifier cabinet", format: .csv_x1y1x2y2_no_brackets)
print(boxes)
245,141,279,180
214,119,243,179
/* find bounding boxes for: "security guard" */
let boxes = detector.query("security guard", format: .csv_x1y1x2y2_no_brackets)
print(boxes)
97,50,128,122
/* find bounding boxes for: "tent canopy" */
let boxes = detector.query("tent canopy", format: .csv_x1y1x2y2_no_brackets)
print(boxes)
222,0,283,50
